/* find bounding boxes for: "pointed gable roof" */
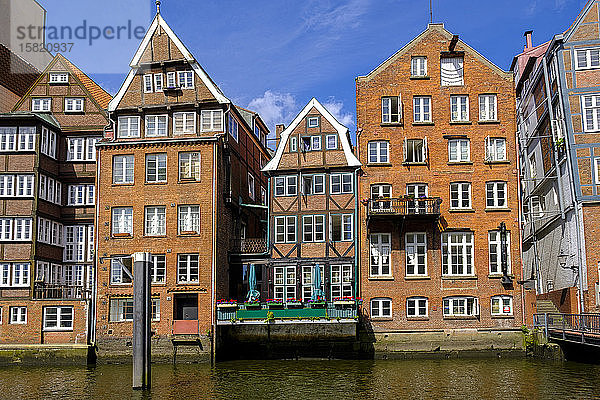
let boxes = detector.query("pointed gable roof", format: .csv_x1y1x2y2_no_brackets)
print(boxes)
108,13,229,112
262,98,360,172
12,53,112,113
357,23,510,82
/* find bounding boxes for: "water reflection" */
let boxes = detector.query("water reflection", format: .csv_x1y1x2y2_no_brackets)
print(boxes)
0,359,599,399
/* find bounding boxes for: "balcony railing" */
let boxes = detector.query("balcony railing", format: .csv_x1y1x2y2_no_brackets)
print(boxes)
367,197,442,217
230,238,268,255
216,302,359,324
33,283,86,300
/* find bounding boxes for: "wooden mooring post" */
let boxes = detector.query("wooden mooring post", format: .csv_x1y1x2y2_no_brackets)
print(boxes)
132,252,151,390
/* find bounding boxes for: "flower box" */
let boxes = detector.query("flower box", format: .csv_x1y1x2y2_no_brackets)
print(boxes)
333,300,355,306
309,301,326,309
286,301,303,307
244,302,261,309
267,302,284,309
217,303,238,309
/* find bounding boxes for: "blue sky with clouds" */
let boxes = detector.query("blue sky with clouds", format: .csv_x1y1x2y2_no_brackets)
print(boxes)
37,0,589,140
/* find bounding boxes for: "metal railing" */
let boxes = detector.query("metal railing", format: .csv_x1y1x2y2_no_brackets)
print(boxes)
33,283,86,300
534,313,600,340
230,238,268,254
367,197,442,217
216,302,359,322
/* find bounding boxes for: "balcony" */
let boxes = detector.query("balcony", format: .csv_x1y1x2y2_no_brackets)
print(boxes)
229,238,268,255
366,197,442,218
33,283,86,300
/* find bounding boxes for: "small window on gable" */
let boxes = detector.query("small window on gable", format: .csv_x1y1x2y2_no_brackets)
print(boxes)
308,117,319,128
166,72,177,89
441,57,464,86
326,134,337,150
290,137,297,152
411,57,427,77
65,98,84,113
32,98,51,112
178,71,194,89
143,74,153,93
154,74,163,92
49,73,68,84
575,48,600,70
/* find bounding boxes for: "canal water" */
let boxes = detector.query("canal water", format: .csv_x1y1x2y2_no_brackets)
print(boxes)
0,358,599,399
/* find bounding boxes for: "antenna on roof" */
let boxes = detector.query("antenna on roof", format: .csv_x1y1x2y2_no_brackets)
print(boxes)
429,0,433,23
156,0,161,14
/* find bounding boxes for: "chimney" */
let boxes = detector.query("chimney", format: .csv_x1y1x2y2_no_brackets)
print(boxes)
524,30,533,50
275,124,285,148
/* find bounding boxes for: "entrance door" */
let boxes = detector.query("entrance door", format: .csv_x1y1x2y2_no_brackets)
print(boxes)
175,294,198,320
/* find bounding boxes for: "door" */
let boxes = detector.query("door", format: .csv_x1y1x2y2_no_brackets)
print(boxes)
175,294,198,320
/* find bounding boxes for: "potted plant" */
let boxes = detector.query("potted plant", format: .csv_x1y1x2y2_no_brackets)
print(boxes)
333,296,356,306
216,299,238,309
308,297,326,308
266,298,284,309
244,300,261,309
286,298,303,308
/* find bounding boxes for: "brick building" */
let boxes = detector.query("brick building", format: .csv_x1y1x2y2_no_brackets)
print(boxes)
0,53,110,344
355,24,524,336
513,0,600,313
95,8,270,359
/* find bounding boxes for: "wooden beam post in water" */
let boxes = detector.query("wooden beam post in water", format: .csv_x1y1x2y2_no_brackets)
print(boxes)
132,252,152,390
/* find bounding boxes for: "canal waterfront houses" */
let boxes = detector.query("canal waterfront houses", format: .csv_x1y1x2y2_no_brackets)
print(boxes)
512,0,600,315
355,24,525,345
94,8,270,359
0,53,110,345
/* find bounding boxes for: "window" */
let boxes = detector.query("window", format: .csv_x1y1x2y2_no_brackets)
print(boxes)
152,298,160,321
174,112,196,135
0,127,16,152
411,56,427,77
302,215,325,242
145,153,167,183
39,175,61,205
145,115,168,137
413,96,431,122
441,232,474,277
331,214,352,242
112,207,133,236
368,141,389,164
177,254,199,283
441,57,464,86
489,231,511,275
331,265,352,299
166,72,177,88
290,137,297,152
178,71,194,89
151,254,166,284
49,73,68,83
308,117,319,128
596,158,600,185
0,306,2,324
179,152,201,181
370,298,392,318
274,175,297,197
370,184,392,211
248,173,255,200
67,137,99,161
582,94,600,132
443,297,479,317
485,137,507,162
326,134,337,150
370,233,391,276
40,127,56,158
575,48,600,70
274,216,296,243
486,181,507,208
274,266,296,300
529,154,537,179
18,127,36,151
43,307,73,331
113,155,134,184
301,265,323,302
11,263,29,286
10,307,27,324
64,226,85,262
301,136,321,152
311,174,325,194
479,94,497,121
32,98,51,112
37,218,63,246
406,233,427,276
407,297,428,317
201,110,223,132
404,138,426,163
144,74,153,93
118,116,140,138
450,182,471,209
491,296,513,316
109,298,133,321
14,219,32,241
67,185,94,206
178,205,200,235
145,206,166,236
16,175,34,197
0,175,13,197
450,95,469,122
382,96,402,124
330,173,353,194
154,73,163,92
110,258,132,284
448,139,470,162
0,264,7,286
228,114,239,141
65,98,84,113
261,187,267,206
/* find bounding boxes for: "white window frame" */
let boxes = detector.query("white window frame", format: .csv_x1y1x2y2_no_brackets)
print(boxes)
450,182,472,209
177,254,199,284
330,214,353,242
302,215,325,243
595,158,600,185
145,206,166,237
174,112,196,135
407,297,428,318
450,95,469,122
491,295,513,316
67,185,94,206
18,127,36,151
274,216,296,244
43,306,73,331
145,115,168,137
201,110,223,132
441,232,474,277
575,48,600,70
370,298,392,318
146,153,167,183
64,225,86,262
382,96,402,124
118,116,140,138
486,181,508,209
16,175,34,197
178,205,200,235
12,263,30,287
290,137,297,152
248,172,256,200
110,259,132,285
10,306,27,324
143,74,153,93
582,94,600,132
368,141,389,164
330,173,353,194
479,94,498,121
403,138,426,163
443,297,479,317
307,117,319,128
112,207,133,236
485,137,507,162
326,134,338,150
0,127,16,152
14,219,32,241
274,175,297,197
32,98,51,112
166,72,177,88
274,266,296,301
489,231,511,275
154,73,163,92
49,73,68,83
113,155,134,184
177,71,194,89
370,233,391,277
413,96,432,122
179,152,201,181
411,56,427,77
64,98,84,113
151,254,166,284
109,298,133,321
405,232,427,276
330,264,353,299
448,139,470,162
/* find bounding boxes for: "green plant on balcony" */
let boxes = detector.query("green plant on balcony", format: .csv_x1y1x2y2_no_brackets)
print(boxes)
266,298,284,309
265,311,275,323
244,300,261,309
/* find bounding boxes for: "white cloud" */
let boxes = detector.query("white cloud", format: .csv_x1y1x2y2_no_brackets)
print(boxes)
554,0,567,11
303,0,370,32
247,90,298,134
322,98,355,129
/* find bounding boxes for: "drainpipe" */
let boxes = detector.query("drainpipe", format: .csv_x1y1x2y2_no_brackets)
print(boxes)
210,135,219,364
354,168,359,299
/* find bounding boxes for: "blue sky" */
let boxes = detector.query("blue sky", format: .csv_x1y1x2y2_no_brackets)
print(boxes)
38,0,589,140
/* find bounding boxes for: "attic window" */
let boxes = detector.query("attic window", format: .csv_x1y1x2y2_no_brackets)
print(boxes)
326,134,337,150
308,117,319,128
166,72,177,89
49,73,68,84
178,71,194,89
441,57,464,86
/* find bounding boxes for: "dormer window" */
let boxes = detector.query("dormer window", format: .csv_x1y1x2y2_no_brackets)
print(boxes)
32,98,51,112
308,117,319,128
178,71,194,89
65,98,84,113
49,73,68,84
